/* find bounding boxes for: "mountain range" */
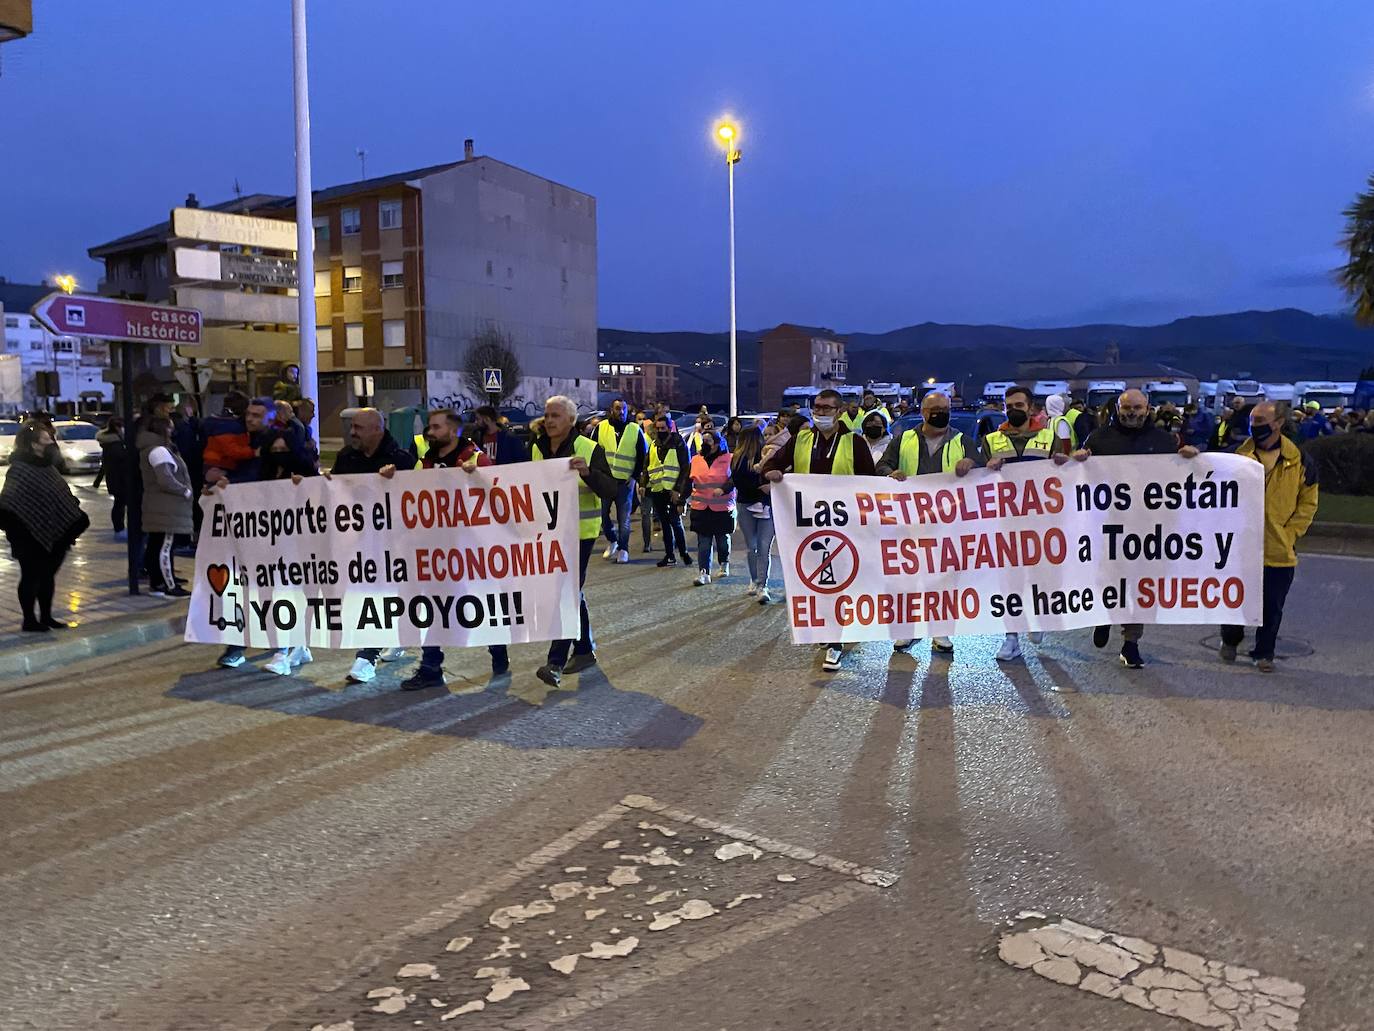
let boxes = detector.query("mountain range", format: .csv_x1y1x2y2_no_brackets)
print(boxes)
599,309,1374,405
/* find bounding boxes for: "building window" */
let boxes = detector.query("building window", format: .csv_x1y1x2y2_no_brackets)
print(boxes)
54,339,75,353
126,258,143,279
312,215,330,250
316,325,332,351
343,266,362,293
381,260,404,289
314,270,331,297
30,342,42,351
383,319,405,348
155,254,168,278
3,317,16,328
341,207,361,236
379,199,402,230
345,323,363,350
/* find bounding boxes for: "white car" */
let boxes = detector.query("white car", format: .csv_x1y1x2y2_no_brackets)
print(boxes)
0,420,18,464
53,421,104,474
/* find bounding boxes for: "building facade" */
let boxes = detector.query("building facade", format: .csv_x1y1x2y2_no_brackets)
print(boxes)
758,323,848,411
0,281,112,415
88,148,598,428
598,356,678,408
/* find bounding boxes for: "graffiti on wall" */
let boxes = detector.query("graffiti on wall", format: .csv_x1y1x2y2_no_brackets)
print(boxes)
425,371,595,415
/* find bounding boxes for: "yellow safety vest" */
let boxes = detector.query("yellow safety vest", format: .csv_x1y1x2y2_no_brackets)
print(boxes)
532,434,601,540
984,428,1054,459
647,441,681,492
793,427,857,475
1048,415,1075,451
597,420,642,480
898,429,966,476
413,434,429,460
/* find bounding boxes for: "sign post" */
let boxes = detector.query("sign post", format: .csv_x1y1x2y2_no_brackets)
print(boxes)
32,293,203,596
483,367,503,404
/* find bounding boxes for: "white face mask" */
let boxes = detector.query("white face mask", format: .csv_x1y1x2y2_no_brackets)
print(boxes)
812,414,836,431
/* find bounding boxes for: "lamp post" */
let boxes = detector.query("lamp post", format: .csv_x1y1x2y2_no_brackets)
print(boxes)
291,0,319,442
715,121,741,416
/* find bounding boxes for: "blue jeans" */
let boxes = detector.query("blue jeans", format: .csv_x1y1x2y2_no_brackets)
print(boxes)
548,537,597,667
601,479,635,550
736,507,775,586
696,532,730,573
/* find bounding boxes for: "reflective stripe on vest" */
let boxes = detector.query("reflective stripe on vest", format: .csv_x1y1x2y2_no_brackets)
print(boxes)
648,443,681,492
533,435,601,539
983,429,1053,459
1048,415,1074,450
688,453,736,512
898,429,966,475
596,420,641,480
793,427,857,475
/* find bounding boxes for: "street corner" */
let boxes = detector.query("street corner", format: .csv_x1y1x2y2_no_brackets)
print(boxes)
282,796,896,1030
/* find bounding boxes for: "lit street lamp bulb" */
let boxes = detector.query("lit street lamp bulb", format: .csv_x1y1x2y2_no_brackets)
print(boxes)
55,274,78,295
716,124,736,143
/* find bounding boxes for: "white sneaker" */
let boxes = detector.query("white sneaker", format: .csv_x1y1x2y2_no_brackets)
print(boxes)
757,588,771,605
746,581,758,597
616,549,630,564
379,647,406,662
996,634,1022,661
347,657,377,683
693,570,710,586
715,562,730,579
265,649,294,676
822,646,843,672
603,543,616,560
1027,631,1044,645
292,646,313,667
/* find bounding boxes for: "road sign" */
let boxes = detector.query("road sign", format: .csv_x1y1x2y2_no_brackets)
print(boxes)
171,207,298,252
31,293,202,345
174,247,299,288
483,367,503,393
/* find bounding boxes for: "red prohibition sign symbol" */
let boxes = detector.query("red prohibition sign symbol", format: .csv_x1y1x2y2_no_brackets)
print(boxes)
795,529,859,595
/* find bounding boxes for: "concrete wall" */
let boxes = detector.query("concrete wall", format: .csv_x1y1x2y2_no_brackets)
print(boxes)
424,368,593,415
421,158,597,409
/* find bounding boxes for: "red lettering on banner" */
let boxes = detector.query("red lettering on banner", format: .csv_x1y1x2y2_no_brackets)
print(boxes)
1135,577,1244,609
855,493,875,524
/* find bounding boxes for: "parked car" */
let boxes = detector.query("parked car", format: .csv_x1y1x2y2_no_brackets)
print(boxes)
0,420,19,464
52,421,103,474
890,410,983,439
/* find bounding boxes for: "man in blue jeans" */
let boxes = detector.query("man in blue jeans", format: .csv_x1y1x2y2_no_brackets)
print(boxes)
595,399,647,564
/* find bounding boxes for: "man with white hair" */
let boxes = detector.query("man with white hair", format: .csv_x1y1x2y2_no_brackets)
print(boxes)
331,408,417,685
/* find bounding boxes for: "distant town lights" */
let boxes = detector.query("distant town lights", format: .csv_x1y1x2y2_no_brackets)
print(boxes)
54,274,78,294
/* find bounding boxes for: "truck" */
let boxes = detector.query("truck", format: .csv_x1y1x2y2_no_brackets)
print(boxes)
1145,380,1191,409
1293,381,1350,412
865,381,907,409
1216,379,1265,409
1086,379,1127,411
780,386,816,413
918,381,956,402
1032,380,1071,406
980,381,1017,406
1261,383,1295,409
1197,382,1219,413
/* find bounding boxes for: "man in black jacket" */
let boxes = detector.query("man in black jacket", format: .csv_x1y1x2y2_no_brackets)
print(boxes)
646,414,692,567
1079,389,1200,669
331,408,416,684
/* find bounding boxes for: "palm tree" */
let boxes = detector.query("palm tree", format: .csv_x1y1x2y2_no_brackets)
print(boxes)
1337,174,1374,325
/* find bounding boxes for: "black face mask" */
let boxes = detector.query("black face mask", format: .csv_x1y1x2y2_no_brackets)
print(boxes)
863,425,885,439
1006,408,1029,428
656,430,670,442
925,410,950,429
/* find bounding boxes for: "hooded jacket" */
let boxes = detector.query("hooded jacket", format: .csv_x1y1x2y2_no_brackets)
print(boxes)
138,428,194,534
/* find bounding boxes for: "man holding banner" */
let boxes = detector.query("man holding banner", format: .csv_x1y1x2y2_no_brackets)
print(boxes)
762,387,877,673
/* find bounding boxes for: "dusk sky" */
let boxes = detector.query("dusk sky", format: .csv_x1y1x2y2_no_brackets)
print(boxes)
2,0,1372,332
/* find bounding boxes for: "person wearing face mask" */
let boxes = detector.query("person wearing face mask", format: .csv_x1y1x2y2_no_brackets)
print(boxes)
1217,401,1318,673
596,398,649,564
647,415,692,568
877,390,983,654
1044,394,1076,456
761,388,877,673
859,410,893,466
687,430,736,585
1078,389,1201,668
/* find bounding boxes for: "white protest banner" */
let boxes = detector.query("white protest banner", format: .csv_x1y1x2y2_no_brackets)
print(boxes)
186,461,582,649
772,454,1264,645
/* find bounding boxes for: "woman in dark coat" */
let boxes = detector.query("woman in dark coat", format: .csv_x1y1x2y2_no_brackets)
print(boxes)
0,423,90,631
138,416,193,597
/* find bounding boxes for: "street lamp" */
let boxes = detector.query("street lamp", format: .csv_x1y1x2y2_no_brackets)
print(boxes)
54,274,78,294
715,119,741,415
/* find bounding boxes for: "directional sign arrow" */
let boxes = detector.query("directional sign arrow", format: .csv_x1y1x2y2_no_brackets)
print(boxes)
31,293,203,346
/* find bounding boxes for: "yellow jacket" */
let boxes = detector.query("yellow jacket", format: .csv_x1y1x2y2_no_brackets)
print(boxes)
1235,436,1318,567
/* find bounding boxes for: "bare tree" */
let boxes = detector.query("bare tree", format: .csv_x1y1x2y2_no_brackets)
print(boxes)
462,327,523,404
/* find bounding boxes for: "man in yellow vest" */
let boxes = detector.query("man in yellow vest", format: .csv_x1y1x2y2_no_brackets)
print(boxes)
531,395,619,688
646,413,691,567
595,398,648,564
761,387,877,673
875,390,983,654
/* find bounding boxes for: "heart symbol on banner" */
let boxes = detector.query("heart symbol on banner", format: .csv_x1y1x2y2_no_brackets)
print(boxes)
207,564,231,596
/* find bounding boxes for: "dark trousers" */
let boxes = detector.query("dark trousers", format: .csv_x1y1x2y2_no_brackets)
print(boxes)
143,532,175,591
10,531,68,624
110,492,126,533
1222,565,1296,662
421,644,509,674
548,537,596,667
650,491,688,558
696,531,730,573
640,490,655,550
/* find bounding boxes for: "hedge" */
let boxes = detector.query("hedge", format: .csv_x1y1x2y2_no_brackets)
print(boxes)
1302,434,1374,496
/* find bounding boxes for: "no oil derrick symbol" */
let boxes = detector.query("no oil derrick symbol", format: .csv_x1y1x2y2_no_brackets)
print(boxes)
795,529,859,595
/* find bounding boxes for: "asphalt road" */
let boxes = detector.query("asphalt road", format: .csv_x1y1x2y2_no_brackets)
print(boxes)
2,541,1373,1030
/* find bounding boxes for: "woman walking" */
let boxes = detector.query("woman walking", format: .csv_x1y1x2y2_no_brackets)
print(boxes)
138,416,193,598
0,423,90,631
731,424,776,603
687,429,735,586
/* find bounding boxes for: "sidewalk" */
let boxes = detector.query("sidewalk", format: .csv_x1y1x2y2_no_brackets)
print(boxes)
0,472,191,677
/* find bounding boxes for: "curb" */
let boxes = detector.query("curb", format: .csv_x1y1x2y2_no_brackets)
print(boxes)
0,609,187,682
1306,520,1374,542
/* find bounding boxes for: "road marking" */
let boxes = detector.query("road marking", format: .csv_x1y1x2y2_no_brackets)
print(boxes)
998,913,1305,1029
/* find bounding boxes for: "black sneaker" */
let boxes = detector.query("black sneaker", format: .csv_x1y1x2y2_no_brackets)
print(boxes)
656,555,676,568
564,653,598,675
536,663,563,687
401,666,446,691
1092,625,1110,649
163,586,192,598
1119,641,1144,669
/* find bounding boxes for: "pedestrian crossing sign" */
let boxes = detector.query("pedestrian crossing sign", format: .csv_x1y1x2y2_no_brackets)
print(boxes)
483,368,503,393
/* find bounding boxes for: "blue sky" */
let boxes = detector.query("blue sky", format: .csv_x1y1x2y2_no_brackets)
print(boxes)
1,0,1371,332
